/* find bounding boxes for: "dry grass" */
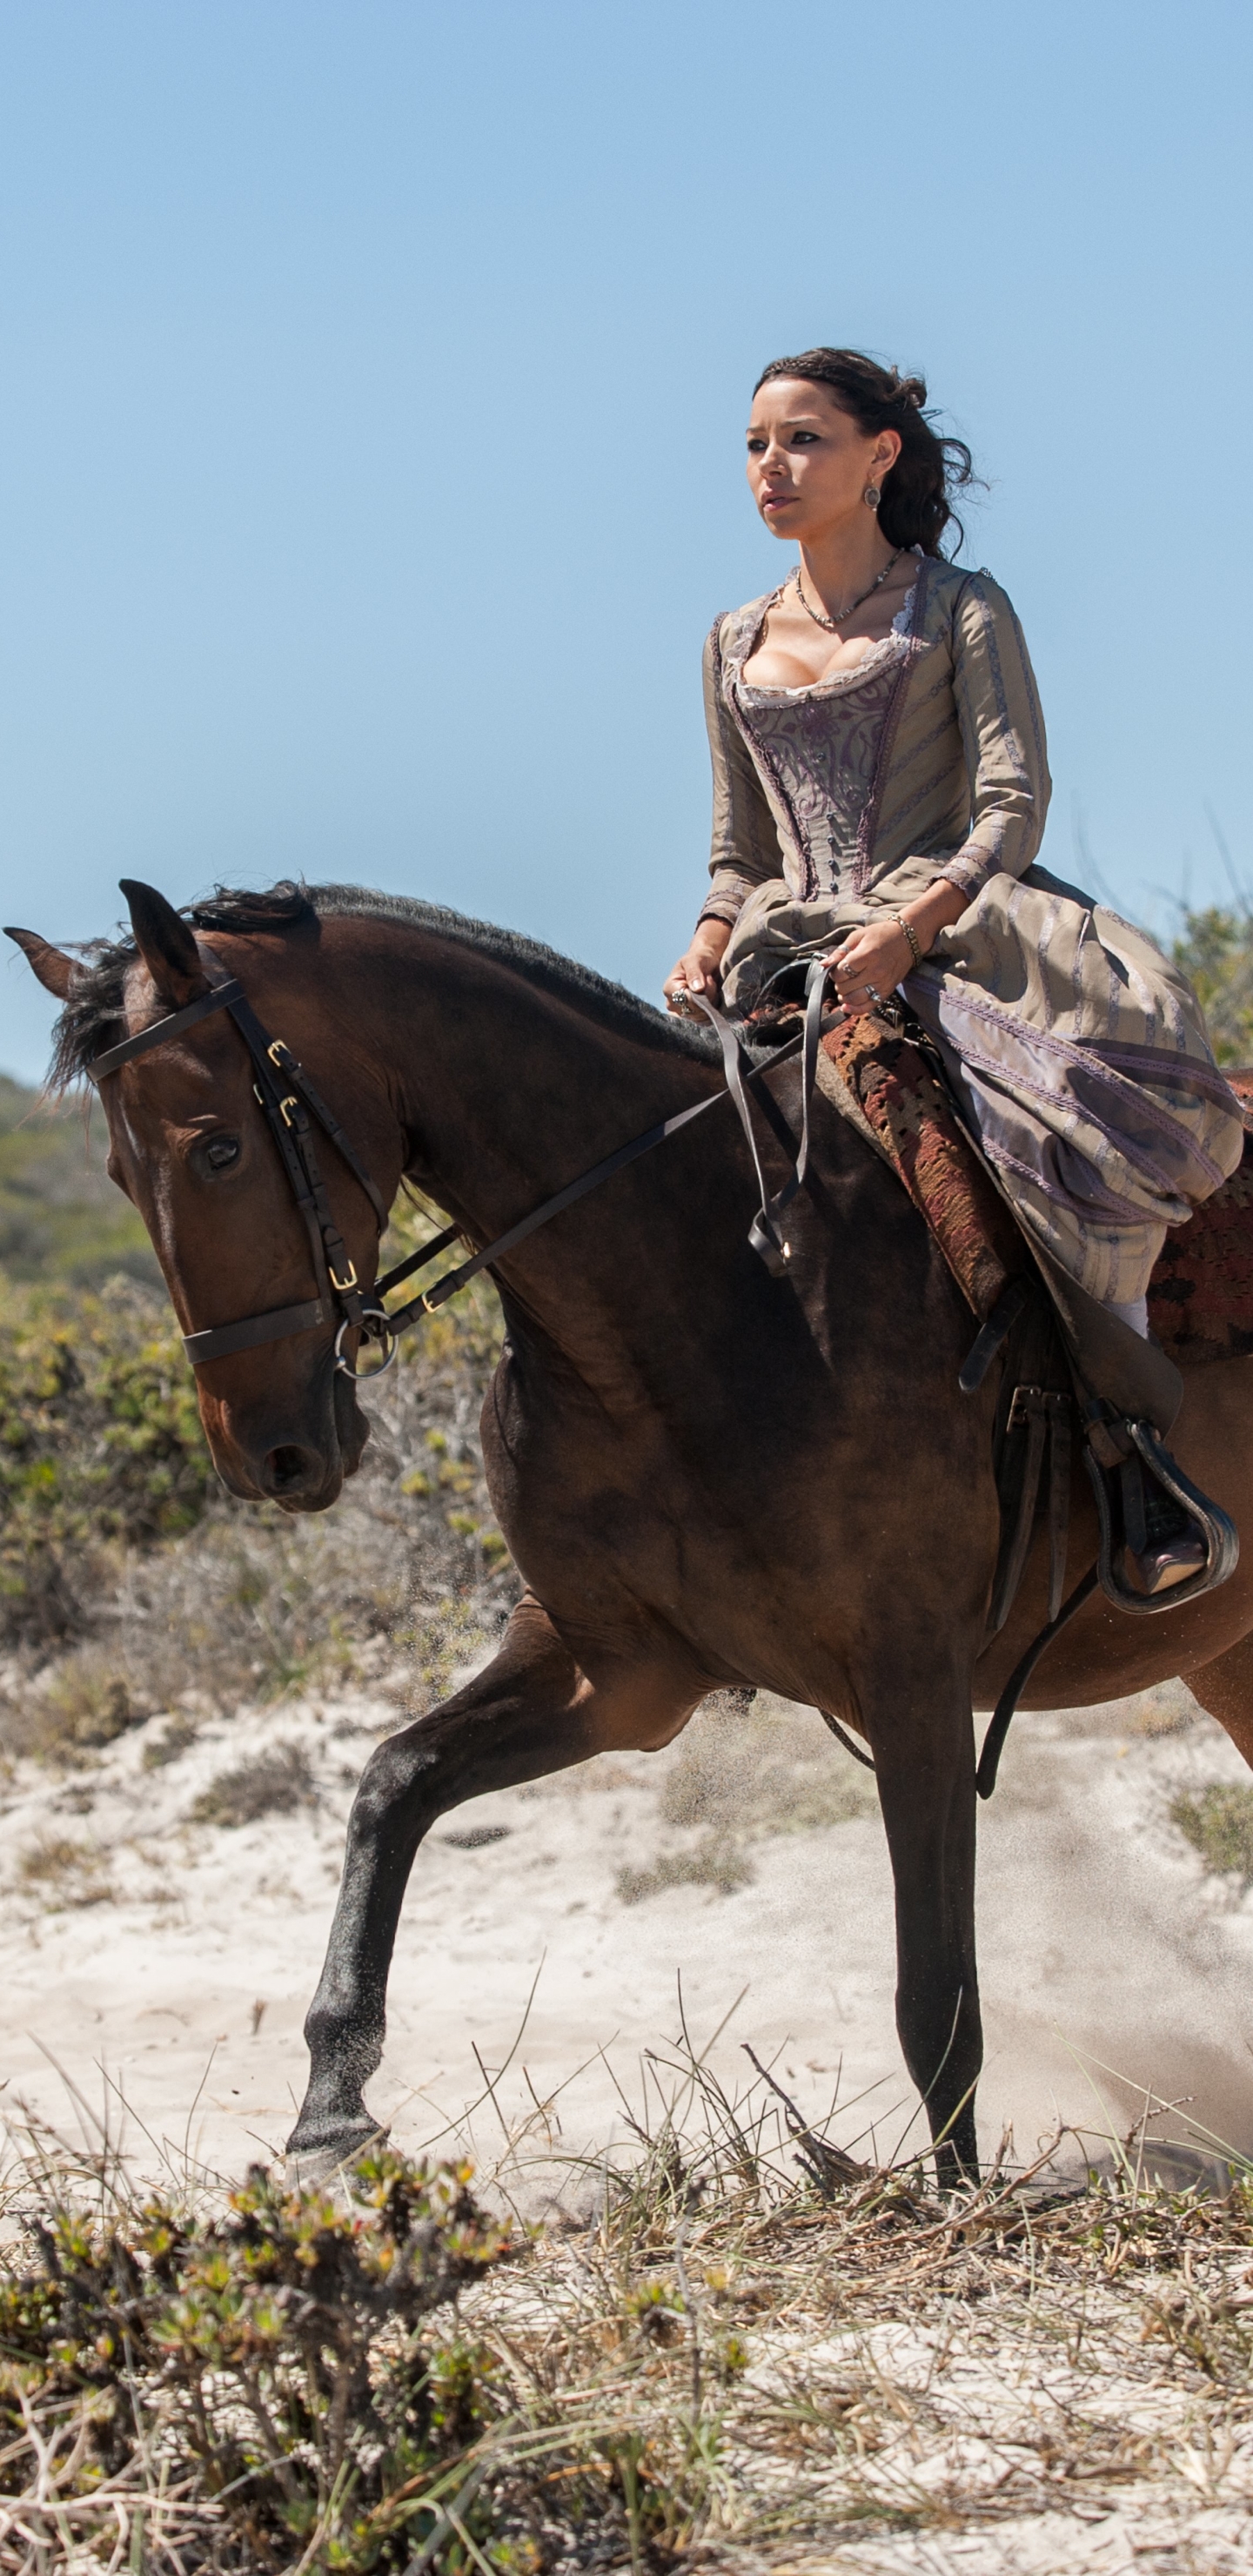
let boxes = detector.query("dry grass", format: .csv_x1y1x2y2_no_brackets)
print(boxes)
617,1837,755,1904
189,1737,318,1828
140,1708,201,1768
16,1828,114,1909
3,2037,1252,2573
434,2030,1253,2572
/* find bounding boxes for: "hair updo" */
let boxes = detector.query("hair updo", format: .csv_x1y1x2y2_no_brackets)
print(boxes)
753,348,975,559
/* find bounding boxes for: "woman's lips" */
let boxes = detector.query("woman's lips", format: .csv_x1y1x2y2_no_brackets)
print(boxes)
761,492,794,509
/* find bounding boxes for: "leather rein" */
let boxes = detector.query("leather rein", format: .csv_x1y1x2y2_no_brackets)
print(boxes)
87,961,831,1378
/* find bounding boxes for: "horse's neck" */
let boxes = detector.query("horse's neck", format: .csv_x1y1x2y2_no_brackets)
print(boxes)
343,921,715,1353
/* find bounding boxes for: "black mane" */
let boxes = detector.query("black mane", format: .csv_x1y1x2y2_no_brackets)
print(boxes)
49,880,720,1087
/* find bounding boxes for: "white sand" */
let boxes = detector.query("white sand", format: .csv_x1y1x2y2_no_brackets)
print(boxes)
1,1674,1250,2190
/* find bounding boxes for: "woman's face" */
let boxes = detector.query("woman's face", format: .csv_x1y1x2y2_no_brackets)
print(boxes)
746,378,901,543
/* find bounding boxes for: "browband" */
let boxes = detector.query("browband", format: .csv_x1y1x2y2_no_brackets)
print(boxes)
87,979,245,1082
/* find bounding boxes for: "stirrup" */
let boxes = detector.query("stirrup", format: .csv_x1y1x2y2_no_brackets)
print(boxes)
1082,1412,1238,1614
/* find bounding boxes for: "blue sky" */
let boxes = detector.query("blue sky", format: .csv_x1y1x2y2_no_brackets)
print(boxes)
2,0,1250,1082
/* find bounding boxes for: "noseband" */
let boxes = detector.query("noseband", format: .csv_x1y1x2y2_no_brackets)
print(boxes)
88,963,824,1378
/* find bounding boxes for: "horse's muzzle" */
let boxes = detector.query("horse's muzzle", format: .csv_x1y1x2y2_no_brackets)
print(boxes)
260,1441,343,1509
202,1369,370,1513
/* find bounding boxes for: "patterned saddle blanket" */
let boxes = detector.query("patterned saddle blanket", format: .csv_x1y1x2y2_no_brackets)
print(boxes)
813,1014,1253,1371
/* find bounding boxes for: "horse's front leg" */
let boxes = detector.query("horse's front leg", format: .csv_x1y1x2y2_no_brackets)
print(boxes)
289,1594,699,2163
859,1640,982,2190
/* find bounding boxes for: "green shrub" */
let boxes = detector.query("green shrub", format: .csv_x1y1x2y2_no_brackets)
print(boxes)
0,2149,512,2569
1172,906,1253,1066
0,1272,212,1641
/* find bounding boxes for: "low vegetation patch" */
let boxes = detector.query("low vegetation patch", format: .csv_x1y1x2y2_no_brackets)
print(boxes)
141,1710,202,1769
0,2145,512,2573
190,1738,318,1828
17,1828,114,1908
1171,1780,1253,1883
616,1834,754,1905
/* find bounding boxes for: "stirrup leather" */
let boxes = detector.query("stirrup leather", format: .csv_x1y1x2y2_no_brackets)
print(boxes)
1082,1412,1238,1613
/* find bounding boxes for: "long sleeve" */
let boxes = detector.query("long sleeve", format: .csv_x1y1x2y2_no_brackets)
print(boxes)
700,616,784,928
940,573,1051,902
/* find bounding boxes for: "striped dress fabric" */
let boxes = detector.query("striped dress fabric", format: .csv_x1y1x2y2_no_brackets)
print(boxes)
701,554,1244,1305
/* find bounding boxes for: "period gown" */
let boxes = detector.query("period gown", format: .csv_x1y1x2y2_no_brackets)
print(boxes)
699,553,1244,1311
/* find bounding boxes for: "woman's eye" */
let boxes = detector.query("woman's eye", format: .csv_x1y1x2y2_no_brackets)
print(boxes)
789,431,819,446
204,1137,240,1172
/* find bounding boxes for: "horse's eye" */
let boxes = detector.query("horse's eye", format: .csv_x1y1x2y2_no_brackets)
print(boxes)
204,1137,240,1171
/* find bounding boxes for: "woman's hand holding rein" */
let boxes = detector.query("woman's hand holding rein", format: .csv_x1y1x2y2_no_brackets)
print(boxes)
663,878,966,1018
664,917,733,1014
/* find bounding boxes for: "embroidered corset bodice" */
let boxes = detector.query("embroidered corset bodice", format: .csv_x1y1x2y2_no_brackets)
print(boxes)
722,587,918,902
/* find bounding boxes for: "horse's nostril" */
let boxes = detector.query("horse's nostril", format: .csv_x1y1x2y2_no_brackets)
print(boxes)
265,1443,320,1496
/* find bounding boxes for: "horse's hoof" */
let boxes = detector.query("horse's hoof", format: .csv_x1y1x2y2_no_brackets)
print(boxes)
284,2123,390,2189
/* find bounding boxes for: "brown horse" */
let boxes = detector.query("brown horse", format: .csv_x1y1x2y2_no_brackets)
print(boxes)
10,878,1253,2184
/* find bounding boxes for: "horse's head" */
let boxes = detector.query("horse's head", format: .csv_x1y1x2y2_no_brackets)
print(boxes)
7,882,405,1512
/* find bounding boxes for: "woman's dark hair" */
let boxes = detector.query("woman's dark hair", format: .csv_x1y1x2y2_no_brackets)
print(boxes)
753,348,975,559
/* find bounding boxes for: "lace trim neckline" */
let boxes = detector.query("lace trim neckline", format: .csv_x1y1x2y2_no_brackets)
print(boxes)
732,573,921,701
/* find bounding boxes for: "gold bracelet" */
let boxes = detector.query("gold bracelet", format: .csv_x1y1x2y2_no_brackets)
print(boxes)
894,911,922,969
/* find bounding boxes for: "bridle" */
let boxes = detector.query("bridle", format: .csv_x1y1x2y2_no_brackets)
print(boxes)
88,958,832,1379
89,972,401,1373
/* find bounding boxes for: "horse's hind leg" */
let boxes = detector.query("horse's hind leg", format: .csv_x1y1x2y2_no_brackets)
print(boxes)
862,1648,982,2190
1186,1628,1253,1769
288,1594,698,2164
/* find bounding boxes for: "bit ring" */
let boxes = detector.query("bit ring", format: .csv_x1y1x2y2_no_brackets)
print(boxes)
334,1308,398,1379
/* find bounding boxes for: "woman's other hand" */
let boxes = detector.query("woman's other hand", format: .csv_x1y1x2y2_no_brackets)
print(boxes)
825,880,966,1013
824,918,913,1014
664,920,732,1015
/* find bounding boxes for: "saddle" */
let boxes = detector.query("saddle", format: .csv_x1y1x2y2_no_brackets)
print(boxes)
814,1009,1253,1380
727,974,1245,1668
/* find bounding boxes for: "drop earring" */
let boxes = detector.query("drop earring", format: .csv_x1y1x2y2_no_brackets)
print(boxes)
863,486,881,510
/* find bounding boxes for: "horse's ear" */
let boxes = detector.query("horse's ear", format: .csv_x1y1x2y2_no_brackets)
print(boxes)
3,926,77,999
119,880,208,1008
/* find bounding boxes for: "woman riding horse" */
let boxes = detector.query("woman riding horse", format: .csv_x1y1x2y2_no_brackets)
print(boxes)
664,347,1244,1596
